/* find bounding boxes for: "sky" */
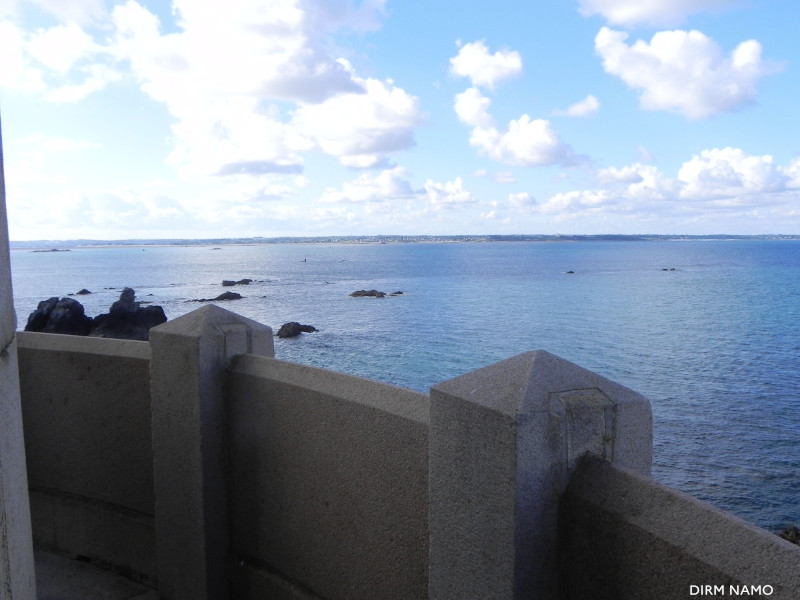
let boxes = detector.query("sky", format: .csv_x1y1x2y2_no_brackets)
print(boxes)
1,0,800,240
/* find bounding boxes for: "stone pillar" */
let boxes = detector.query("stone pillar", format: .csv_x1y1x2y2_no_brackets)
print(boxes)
0,114,37,599
149,305,273,600
429,350,653,599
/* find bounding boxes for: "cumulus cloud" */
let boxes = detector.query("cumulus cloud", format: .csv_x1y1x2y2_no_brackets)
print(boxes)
424,177,475,206
595,27,777,119
25,0,108,25
454,87,583,167
450,40,522,89
552,94,600,118
532,148,800,225
508,192,537,212
678,148,789,199
0,11,121,102
291,69,422,167
454,87,493,128
106,0,421,175
318,168,475,215
319,167,415,204
578,0,737,28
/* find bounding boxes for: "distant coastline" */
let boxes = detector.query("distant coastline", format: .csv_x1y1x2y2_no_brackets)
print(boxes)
9,233,800,250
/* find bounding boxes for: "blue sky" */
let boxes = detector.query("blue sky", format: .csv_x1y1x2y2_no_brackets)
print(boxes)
2,0,800,240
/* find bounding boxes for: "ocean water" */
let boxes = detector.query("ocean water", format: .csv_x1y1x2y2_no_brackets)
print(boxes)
10,240,800,533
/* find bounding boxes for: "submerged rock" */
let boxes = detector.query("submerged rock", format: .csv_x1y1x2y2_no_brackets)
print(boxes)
276,322,319,338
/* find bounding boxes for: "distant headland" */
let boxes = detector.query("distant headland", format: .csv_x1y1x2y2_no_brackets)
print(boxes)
9,233,800,250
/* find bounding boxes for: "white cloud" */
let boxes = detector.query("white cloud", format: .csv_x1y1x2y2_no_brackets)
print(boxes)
578,0,737,28
319,167,415,203
470,114,583,167
291,70,422,166
538,189,616,216
532,150,800,225
27,22,96,72
0,13,120,102
454,87,583,167
28,0,108,25
508,192,537,211
449,40,522,89
595,27,776,119
107,1,420,175
424,177,475,206
553,94,600,117
318,168,476,215
678,148,789,199
0,21,46,93
454,87,492,128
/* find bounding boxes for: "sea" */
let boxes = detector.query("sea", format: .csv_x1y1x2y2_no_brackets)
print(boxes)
9,239,800,534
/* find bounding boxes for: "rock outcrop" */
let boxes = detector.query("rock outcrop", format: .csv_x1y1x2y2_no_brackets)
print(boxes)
193,291,244,302
779,525,800,546
350,289,403,298
24,287,167,340
276,322,319,338
25,297,93,335
222,278,252,286
90,287,167,340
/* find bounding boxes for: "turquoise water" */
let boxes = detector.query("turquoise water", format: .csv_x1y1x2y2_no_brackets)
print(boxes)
10,240,800,532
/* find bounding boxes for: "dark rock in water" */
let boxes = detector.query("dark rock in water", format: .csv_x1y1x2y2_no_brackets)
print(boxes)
194,291,244,302
390,291,403,296
222,278,252,286
779,525,800,546
25,297,93,335
90,287,167,341
76,288,92,295
276,322,319,338
215,291,243,300
26,288,168,340
350,289,386,298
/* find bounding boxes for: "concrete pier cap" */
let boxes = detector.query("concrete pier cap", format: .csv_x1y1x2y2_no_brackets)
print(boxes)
429,349,653,600
149,305,273,600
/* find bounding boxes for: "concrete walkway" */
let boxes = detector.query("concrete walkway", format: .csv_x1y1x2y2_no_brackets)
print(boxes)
35,551,157,600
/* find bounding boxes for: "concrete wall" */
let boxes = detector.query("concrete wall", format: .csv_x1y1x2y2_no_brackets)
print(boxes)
227,354,430,600
560,457,800,600
16,331,156,585
12,305,799,600
0,113,37,599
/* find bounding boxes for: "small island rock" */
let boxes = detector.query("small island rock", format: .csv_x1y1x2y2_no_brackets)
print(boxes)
193,291,244,302
222,278,253,286
350,289,386,298
277,322,319,338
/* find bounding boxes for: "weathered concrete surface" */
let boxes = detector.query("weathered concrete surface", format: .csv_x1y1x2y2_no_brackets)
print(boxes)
35,550,157,600
429,350,652,600
149,306,273,600
0,113,37,599
560,457,800,600
17,332,156,585
228,354,429,600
